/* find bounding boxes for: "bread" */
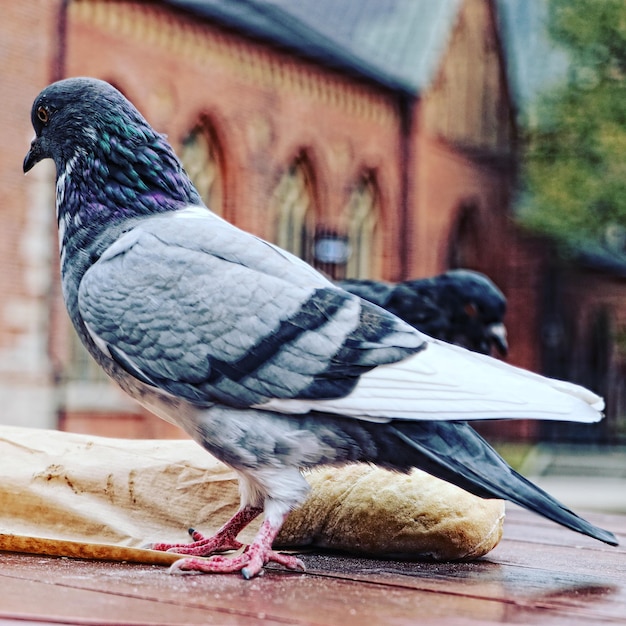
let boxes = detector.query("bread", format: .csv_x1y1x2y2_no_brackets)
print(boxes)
278,464,505,560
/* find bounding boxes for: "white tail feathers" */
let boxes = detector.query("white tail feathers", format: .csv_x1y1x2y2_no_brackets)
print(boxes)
257,338,605,424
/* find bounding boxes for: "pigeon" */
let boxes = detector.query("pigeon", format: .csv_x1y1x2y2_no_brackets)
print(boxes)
23,78,617,579
338,270,508,356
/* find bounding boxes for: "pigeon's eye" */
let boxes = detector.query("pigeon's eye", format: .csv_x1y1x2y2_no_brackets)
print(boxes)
36,106,49,124
464,303,479,318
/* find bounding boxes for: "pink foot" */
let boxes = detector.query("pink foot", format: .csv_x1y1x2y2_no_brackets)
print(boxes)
169,544,305,579
169,514,304,579
149,527,243,555
146,506,261,556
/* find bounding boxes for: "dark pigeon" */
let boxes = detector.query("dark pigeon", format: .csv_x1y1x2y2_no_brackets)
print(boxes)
23,78,617,579
339,270,508,356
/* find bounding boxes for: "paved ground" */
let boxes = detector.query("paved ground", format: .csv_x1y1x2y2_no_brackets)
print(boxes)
510,444,626,514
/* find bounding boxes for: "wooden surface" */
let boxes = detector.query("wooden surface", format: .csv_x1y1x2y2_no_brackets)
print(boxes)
0,506,624,625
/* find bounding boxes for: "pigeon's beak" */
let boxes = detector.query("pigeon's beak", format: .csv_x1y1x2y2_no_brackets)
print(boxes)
487,322,508,357
23,136,44,173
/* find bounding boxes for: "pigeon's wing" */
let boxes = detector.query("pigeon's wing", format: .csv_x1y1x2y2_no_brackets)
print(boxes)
78,209,603,424
339,279,451,338
77,209,424,408
337,279,395,308
386,281,449,335
259,337,603,422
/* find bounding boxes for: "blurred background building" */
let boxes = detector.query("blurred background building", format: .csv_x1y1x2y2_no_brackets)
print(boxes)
1,0,625,444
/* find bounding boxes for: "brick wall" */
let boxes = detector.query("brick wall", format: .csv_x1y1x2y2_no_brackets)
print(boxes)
0,0,62,428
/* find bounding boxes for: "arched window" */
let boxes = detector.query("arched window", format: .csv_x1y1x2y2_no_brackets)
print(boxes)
345,173,380,279
271,154,316,262
180,121,224,215
448,203,482,270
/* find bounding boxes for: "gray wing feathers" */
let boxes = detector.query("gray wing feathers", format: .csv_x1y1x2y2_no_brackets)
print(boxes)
78,215,423,407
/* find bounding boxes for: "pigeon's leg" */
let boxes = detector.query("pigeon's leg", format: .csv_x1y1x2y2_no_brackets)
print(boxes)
168,467,309,578
169,511,305,579
148,505,262,555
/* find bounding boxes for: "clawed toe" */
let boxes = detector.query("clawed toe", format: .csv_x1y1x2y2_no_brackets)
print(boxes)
168,550,305,578
148,527,244,556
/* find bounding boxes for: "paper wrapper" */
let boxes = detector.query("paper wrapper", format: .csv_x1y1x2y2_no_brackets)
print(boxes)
0,425,504,564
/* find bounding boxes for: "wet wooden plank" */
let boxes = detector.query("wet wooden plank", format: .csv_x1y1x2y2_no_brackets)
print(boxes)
302,554,626,622
489,537,626,576
0,507,624,625
0,555,509,626
0,565,271,625
501,505,626,540
1,551,622,626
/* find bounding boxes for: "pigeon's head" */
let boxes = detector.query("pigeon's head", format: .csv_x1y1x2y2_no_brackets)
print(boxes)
24,78,144,174
440,270,508,357
23,77,201,222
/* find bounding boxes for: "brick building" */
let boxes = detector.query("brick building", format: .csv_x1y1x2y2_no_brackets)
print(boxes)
1,0,623,442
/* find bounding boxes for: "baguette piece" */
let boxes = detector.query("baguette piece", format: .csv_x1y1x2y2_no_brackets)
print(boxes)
278,464,505,560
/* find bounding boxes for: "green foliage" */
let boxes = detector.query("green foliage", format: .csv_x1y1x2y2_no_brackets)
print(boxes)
519,0,626,248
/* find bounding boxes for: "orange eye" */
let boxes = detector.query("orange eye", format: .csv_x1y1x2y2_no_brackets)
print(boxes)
464,303,479,318
36,106,49,124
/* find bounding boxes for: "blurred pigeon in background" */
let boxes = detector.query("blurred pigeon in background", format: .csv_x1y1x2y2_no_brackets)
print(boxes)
23,78,617,579
339,270,508,357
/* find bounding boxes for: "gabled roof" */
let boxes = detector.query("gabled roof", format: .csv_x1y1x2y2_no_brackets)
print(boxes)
496,0,569,114
257,0,462,94
162,0,461,96
162,0,412,94
163,0,565,111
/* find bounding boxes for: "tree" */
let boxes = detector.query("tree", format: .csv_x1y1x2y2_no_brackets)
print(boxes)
519,0,626,250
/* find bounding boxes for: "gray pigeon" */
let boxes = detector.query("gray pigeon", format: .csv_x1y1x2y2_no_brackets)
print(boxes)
23,78,617,579
338,270,508,356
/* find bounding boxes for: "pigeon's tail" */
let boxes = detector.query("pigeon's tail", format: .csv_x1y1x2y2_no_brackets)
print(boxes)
386,420,618,546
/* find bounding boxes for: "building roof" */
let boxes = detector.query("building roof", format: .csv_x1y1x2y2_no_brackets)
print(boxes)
255,0,462,94
496,0,569,116
575,243,626,279
163,0,567,111
164,0,416,94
